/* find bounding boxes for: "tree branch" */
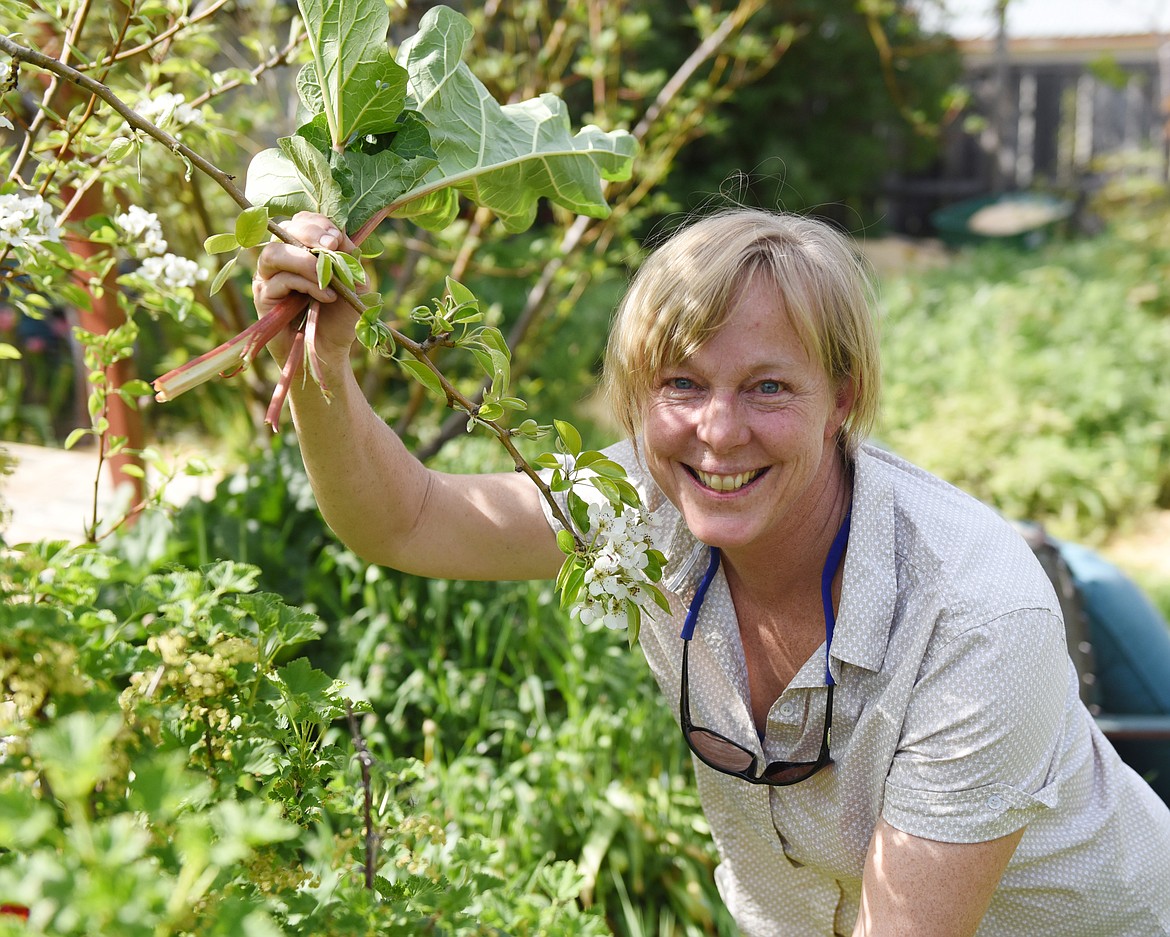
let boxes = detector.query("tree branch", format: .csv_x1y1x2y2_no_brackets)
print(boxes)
0,32,580,541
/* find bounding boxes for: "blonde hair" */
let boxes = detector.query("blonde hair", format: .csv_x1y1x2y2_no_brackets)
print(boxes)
602,208,881,455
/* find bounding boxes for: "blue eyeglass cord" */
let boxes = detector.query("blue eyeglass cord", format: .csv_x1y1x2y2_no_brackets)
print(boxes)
679,509,852,688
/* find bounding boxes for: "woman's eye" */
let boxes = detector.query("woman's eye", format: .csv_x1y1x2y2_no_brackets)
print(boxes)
758,380,782,394
668,377,695,390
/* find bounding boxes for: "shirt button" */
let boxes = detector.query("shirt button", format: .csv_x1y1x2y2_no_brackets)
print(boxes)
779,702,796,717
987,794,1006,810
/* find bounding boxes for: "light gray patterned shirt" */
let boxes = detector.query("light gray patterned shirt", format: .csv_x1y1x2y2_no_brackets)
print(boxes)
548,440,1170,936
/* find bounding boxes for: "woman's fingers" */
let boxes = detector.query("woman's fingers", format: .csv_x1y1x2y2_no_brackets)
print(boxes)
254,267,336,310
253,212,349,312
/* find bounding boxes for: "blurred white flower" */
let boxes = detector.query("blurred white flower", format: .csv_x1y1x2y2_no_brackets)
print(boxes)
115,205,168,255
0,192,63,250
137,91,202,129
138,252,207,290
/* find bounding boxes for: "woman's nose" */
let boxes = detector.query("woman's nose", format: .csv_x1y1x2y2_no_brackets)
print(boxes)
695,393,749,451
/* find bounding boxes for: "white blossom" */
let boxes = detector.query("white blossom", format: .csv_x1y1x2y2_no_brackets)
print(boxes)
572,502,660,633
138,252,207,290
115,205,168,255
137,91,202,129
0,192,63,250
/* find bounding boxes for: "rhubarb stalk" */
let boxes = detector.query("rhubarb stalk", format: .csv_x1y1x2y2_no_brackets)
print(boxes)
265,323,307,429
151,293,308,403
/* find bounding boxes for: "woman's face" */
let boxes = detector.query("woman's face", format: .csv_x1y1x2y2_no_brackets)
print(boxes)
641,275,854,559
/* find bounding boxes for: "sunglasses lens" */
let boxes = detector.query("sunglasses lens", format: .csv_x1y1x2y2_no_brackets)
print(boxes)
762,761,822,785
687,728,756,773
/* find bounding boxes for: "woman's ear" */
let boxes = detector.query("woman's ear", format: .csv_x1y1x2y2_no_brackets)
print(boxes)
828,375,857,438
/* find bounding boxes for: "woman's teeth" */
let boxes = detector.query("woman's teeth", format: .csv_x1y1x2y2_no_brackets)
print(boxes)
695,469,762,492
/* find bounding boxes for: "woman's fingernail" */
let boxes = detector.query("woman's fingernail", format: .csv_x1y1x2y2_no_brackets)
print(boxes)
320,233,338,249
323,289,337,301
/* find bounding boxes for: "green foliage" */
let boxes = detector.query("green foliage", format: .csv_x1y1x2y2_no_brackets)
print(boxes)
879,230,1170,541
99,443,731,936
653,0,962,227
0,539,612,935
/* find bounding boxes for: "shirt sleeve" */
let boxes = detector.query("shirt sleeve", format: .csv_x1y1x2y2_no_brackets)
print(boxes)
882,606,1071,843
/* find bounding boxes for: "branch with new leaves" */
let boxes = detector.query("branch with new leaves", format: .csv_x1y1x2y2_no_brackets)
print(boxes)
0,1,668,643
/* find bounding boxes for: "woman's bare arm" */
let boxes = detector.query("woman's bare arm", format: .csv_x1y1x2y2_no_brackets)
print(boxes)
255,212,564,581
853,818,1024,937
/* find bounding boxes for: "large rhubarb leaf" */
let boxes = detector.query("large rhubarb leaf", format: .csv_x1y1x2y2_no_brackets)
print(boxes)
244,3,636,239
295,0,408,148
392,6,636,233
341,112,440,233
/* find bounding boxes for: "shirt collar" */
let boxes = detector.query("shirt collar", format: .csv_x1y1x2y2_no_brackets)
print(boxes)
828,444,899,677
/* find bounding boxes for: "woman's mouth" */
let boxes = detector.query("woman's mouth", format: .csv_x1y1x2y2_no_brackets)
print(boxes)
691,467,765,492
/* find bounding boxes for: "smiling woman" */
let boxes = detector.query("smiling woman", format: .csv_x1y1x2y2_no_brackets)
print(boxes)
257,205,1170,937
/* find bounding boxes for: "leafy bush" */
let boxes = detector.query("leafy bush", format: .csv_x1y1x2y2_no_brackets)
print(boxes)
63,440,732,936
878,234,1170,542
0,538,614,935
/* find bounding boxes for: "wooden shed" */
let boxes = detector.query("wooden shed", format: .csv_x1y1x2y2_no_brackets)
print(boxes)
886,23,1170,235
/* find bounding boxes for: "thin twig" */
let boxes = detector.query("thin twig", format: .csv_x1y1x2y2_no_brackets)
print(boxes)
345,704,379,892
76,0,233,70
188,30,304,109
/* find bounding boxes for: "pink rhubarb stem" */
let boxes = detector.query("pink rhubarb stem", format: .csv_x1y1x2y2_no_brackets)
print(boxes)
302,300,329,398
265,323,306,429
151,294,309,402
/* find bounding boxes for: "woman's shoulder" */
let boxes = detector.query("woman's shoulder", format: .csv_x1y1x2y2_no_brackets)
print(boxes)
854,443,1059,622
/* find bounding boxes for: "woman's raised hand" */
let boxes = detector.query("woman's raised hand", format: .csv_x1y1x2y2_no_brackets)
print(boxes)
253,211,365,364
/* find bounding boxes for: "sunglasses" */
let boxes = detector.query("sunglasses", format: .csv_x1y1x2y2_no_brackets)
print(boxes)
680,638,834,785
677,509,850,786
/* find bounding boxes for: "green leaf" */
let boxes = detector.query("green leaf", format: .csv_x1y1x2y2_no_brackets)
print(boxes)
204,232,240,254
554,419,582,456
339,138,437,234
338,250,366,284
555,528,577,555
394,6,636,232
588,458,627,479
0,342,20,360
590,475,621,505
476,402,504,422
295,0,409,147
567,491,591,535
244,147,318,219
209,253,238,296
399,357,445,399
559,563,586,610
626,603,641,646
29,711,124,803
0,784,56,849
278,134,347,222
315,248,332,288
234,205,271,248
106,135,135,162
649,584,672,615
120,379,154,397
277,655,334,700
613,478,641,506
446,276,477,309
357,306,392,351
